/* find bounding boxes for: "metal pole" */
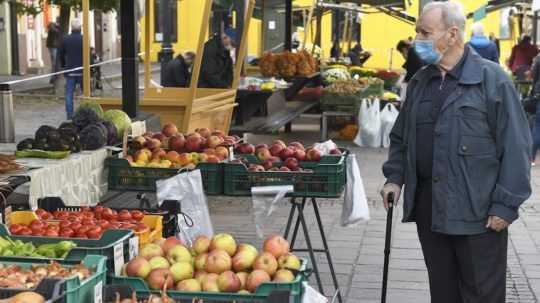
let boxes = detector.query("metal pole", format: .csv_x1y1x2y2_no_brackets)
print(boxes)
285,0,292,50
0,83,15,143
159,0,174,85
8,2,19,75
82,0,91,97
120,0,139,118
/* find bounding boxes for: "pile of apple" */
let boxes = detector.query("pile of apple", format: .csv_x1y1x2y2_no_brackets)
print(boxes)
234,140,342,172
8,207,149,239
125,124,239,169
124,234,302,294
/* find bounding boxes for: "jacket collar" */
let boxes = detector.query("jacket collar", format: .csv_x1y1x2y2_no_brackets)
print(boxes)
412,45,483,85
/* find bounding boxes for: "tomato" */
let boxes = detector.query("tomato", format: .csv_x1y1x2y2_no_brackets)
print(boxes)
82,211,94,219
81,206,91,212
54,211,69,220
108,222,121,229
45,229,59,237
86,226,102,239
97,220,110,230
130,210,144,222
77,226,91,234
101,208,113,219
41,212,53,220
94,206,105,214
59,228,75,238
67,215,81,223
30,220,45,230
32,229,44,236
59,220,71,229
19,227,33,236
121,223,137,230
69,222,82,231
47,224,60,231
118,210,132,221
9,224,23,235
81,219,95,226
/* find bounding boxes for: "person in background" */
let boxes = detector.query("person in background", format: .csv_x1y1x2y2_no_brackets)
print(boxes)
489,32,501,60
59,19,83,120
46,19,62,84
508,35,538,79
163,52,196,88
468,22,499,63
348,44,371,66
529,53,540,165
199,29,235,88
330,40,342,59
90,47,102,90
396,39,425,101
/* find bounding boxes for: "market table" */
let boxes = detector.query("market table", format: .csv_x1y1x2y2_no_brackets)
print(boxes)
233,89,271,125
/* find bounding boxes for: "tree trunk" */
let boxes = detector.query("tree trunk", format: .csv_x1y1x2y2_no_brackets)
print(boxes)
59,5,71,36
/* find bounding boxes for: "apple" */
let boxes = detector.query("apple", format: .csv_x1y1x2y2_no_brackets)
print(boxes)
167,245,192,264
246,270,271,292
153,133,167,142
284,158,299,170
201,273,220,292
279,166,291,172
232,250,257,272
255,144,268,153
149,256,170,270
133,149,150,163
207,135,223,148
278,253,301,270
125,256,152,279
169,134,186,152
210,233,237,256
237,244,258,256
196,128,212,138
289,142,305,151
294,149,306,161
215,146,229,160
177,153,192,166
169,261,194,283
279,148,295,161
176,278,201,292
206,155,221,163
165,151,180,163
306,148,322,161
261,160,274,171
140,243,164,260
329,148,342,155
161,236,184,254
147,268,174,290
145,138,162,151
237,143,255,154
131,136,146,149
185,134,203,152
194,270,207,284
273,269,295,282
256,148,272,162
205,249,232,274
162,123,178,137
217,270,242,293
193,236,211,255
269,144,284,157
272,140,287,149
253,252,278,276
263,235,290,258
194,253,208,271
236,272,249,290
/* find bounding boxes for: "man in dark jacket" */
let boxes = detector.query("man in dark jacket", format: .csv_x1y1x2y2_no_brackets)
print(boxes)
163,52,195,88
468,22,499,63
46,19,62,83
508,35,538,78
381,2,531,303
396,39,425,82
199,29,235,88
59,19,83,119
348,44,371,66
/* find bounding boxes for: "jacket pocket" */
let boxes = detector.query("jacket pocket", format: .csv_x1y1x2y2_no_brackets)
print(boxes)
450,135,498,221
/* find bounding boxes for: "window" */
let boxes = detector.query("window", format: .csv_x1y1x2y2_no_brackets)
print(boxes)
154,0,178,42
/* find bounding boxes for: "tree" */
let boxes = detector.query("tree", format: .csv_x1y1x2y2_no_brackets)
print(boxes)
1,0,119,34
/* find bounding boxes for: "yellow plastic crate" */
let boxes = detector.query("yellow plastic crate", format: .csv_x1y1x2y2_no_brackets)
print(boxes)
7,211,39,226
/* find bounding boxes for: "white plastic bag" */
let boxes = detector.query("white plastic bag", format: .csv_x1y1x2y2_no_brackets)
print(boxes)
302,282,328,303
354,98,382,148
341,154,370,226
156,169,214,246
251,186,293,239
380,103,399,148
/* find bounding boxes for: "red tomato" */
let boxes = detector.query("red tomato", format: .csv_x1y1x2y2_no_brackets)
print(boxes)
86,226,102,239
59,220,71,229
47,224,60,232
41,212,53,220
101,208,113,219
35,208,46,216
94,206,105,214
131,210,144,222
45,229,59,237
77,226,91,234
60,228,75,238
69,222,82,231
75,231,88,238
67,215,80,223
97,220,110,229
9,224,23,235
82,211,94,219
54,211,69,220
118,210,132,221
32,229,44,236
30,220,45,230
81,219,95,226
19,227,33,236
121,223,137,230
81,206,91,212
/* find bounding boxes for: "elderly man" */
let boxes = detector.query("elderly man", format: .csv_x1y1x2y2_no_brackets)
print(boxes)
381,2,531,302
199,29,235,88
468,22,499,63
59,19,83,120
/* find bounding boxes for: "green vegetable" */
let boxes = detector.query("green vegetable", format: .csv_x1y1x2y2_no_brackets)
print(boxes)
54,241,76,258
77,100,104,119
0,238,77,258
103,109,132,140
16,150,70,159
2,249,14,256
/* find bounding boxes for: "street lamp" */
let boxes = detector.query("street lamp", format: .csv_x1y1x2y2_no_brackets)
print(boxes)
159,0,174,85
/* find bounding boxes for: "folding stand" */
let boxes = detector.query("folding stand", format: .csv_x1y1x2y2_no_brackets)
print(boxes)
283,197,343,303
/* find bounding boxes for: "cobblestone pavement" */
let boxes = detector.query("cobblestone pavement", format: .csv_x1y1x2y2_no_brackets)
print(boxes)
8,101,540,302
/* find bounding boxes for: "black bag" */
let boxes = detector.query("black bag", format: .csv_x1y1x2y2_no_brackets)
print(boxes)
523,94,539,114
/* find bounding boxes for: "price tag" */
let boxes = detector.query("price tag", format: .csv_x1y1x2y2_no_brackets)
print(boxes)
113,242,125,276
228,146,234,161
4,206,12,226
129,236,139,260
94,280,103,303
131,121,147,137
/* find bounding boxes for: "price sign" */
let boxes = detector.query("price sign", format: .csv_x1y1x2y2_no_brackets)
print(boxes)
131,121,147,137
94,280,103,303
129,236,139,260
113,243,125,276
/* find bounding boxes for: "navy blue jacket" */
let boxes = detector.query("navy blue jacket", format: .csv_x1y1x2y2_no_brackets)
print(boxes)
59,30,83,77
383,47,532,235
468,35,499,63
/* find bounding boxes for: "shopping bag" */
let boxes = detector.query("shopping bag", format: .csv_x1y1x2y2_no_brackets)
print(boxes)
156,169,214,246
302,282,328,303
341,154,370,226
354,98,382,147
251,185,294,239
380,103,399,148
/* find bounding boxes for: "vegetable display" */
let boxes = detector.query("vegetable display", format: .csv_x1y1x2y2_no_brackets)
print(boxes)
0,237,76,258
323,79,365,96
80,124,107,151
0,261,91,290
322,68,351,82
103,109,132,140
259,50,318,79
0,153,23,174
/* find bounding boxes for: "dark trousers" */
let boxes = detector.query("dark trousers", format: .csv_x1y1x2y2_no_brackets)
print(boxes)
415,183,508,303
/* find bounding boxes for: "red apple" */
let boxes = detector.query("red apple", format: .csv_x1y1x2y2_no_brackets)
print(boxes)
288,142,305,151
255,144,268,153
162,123,179,137
269,144,284,157
293,149,306,161
186,134,203,152
169,134,186,152
263,235,290,258
262,160,274,171
256,148,272,161
196,128,212,138
207,135,223,148
272,140,287,149
153,133,167,142
279,147,295,161
237,143,255,154
329,148,342,155
279,166,291,172
306,148,322,162
284,158,299,170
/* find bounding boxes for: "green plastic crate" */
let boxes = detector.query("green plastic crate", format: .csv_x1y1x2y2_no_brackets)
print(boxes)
109,258,310,303
0,224,133,275
0,255,107,303
321,83,383,113
224,151,347,198
106,158,223,194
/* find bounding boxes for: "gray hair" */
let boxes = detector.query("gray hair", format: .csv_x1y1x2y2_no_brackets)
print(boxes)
71,19,81,31
471,22,485,36
422,1,466,41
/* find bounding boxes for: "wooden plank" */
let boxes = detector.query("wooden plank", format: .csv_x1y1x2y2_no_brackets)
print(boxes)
144,0,151,89
82,0,91,97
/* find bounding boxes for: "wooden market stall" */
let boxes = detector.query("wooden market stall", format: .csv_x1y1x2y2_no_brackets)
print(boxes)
80,0,255,134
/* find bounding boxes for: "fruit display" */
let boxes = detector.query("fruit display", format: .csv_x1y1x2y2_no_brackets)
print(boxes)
0,153,23,174
0,261,92,290
0,237,76,258
126,124,239,169
259,50,318,79
120,234,303,294
9,207,150,239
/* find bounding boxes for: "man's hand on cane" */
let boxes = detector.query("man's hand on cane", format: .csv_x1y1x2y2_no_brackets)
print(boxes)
381,183,401,210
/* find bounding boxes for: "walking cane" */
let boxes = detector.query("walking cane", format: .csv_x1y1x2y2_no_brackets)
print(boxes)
381,192,395,303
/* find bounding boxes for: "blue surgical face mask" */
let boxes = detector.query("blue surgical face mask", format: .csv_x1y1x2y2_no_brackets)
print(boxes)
414,39,442,65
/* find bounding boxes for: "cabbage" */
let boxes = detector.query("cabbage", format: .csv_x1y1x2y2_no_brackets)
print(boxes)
103,109,132,140
80,124,107,150
100,121,118,145
77,100,104,119
73,107,101,130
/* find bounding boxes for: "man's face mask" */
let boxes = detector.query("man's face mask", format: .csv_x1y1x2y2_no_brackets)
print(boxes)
414,31,450,65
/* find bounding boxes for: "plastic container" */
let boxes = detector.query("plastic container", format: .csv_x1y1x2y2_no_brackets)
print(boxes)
106,157,223,194
108,259,310,303
0,255,107,303
224,151,347,198
0,224,132,275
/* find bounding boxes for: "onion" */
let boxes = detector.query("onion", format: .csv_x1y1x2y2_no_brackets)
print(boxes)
0,292,45,303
